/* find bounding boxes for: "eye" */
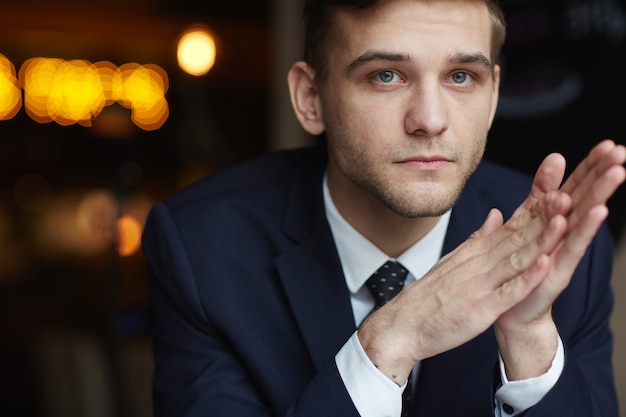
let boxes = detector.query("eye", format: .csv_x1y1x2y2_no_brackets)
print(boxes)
373,70,400,83
450,71,471,85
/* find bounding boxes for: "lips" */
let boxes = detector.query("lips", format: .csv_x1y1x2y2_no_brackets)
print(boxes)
398,155,452,163
396,155,453,170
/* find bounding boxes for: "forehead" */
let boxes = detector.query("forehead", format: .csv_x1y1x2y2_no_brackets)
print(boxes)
327,0,493,65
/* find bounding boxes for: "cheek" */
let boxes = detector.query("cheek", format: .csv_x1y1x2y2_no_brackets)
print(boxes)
455,102,493,138
325,96,379,143
344,102,403,152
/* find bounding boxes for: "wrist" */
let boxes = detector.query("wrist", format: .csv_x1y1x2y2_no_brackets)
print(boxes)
494,314,558,381
357,314,415,386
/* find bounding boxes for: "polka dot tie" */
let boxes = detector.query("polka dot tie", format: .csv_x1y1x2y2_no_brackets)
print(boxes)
365,260,408,309
365,260,413,417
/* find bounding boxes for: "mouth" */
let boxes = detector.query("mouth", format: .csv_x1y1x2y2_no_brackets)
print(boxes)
396,155,453,170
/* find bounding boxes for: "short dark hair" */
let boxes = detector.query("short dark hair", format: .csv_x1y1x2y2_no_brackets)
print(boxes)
302,0,506,81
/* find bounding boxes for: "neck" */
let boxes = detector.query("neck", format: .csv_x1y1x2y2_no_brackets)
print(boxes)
328,175,441,259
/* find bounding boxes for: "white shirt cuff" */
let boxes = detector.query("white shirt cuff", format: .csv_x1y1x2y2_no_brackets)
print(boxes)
335,331,405,417
494,335,565,416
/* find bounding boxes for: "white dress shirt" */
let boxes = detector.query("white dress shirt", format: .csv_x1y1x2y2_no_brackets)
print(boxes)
322,175,564,417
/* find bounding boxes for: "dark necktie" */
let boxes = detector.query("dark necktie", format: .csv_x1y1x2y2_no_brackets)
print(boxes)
365,261,413,417
365,260,408,309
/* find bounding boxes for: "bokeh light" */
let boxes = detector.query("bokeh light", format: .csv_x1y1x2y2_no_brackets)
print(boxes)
36,190,118,259
48,60,107,127
177,27,217,76
115,63,169,131
0,54,22,120
116,215,142,257
16,58,168,130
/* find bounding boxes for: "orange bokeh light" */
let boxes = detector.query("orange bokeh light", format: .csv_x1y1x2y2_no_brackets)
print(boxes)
116,215,142,257
0,54,23,120
16,57,168,130
177,27,216,76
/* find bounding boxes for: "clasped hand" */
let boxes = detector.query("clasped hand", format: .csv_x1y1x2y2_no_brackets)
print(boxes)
358,140,626,385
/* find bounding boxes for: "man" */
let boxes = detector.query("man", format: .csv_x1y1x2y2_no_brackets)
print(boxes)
142,0,626,416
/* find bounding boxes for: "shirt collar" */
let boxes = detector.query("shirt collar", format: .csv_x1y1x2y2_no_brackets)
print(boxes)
323,173,451,294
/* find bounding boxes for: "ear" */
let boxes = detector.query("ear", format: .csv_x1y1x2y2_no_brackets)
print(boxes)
487,64,501,129
287,61,325,135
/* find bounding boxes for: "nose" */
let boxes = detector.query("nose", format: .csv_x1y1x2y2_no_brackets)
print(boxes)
404,81,449,137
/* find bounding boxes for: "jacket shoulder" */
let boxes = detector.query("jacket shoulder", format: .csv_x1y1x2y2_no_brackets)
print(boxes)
163,146,325,211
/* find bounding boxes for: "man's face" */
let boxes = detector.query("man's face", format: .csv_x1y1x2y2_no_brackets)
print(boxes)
319,0,500,218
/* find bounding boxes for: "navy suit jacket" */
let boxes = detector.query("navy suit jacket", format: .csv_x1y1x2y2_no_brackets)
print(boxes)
142,146,618,416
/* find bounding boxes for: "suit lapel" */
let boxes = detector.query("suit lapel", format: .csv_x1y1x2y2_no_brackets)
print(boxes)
275,232,356,371
275,148,356,371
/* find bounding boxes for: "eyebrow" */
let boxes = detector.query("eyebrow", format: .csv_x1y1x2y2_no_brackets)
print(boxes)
345,50,494,75
449,52,494,74
345,51,411,74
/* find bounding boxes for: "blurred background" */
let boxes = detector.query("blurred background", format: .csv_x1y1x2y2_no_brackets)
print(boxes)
0,0,624,416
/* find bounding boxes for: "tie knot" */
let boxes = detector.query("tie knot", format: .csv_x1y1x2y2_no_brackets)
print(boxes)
365,261,408,308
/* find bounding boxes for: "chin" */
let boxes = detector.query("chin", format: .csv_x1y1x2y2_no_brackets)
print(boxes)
385,196,457,219
395,184,463,218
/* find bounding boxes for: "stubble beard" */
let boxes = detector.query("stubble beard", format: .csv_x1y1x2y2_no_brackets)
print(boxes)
367,170,473,218
333,140,485,219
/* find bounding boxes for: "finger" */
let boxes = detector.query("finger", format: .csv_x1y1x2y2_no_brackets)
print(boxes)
496,190,569,246
462,192,564,277
430,191,567,286
511,153,566,218
485,212,567,289
495,253,551,311
525,190,572,223
429,208,505,276
560,140,621,197
441,193,566,292
552,205,610,281
567,143,624,202
566,155,626,231
471,208,504,239
471,214,564,322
